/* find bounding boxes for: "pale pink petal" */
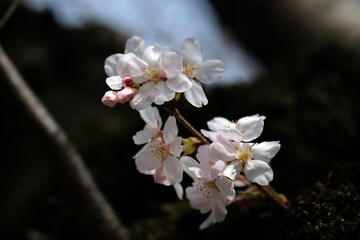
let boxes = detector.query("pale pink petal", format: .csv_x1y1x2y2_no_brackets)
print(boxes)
104,53,123,77
252,141,281,163
117,53,148,83
164,155,183,185
150,81,175,105
163,116,178,144
130,81,154,110
207,117,233,131
215,177,235,201
181,38,203,63
211,190,227,222
208,141,235,162
158,51,183,78
216,129,243,142
199,213,215,230
169,137,182,157
142,45,162,66
186,186,211,211
223,161,242,180
166,73,193,92
200,129,218,142
124,36,145,58
134,141,162,172
209,160,226,181
198,60,225,84
196,144,210,163
244,160,273,186
173,183,184,200
184,80,208,108
139,106,162,129
133,128,158,145
106,76,123,90
237,114,265,142
180,156,200,180
154,164,167,184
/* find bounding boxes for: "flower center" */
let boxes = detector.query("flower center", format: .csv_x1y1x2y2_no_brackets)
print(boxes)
183,60,199,79
150,138,168,161
143,65,165,83
234,144,254,164
195,178,215,198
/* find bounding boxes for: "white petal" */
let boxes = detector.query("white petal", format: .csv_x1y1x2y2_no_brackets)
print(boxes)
199,213,215,230
105,76,122,90
169,137,182,157
244,160,273,186
207,117,233,131
181,38,203,63
184,80,208,108
124,36,145,58
151,81,175,105
237,114,265,142
223,161,242,180
132,128,158,145
158,52,183,78
186,186,211,211
104,53,123,77
180,156,200,180
117,53,148,83
252,141,281,163
135,141,162,172
173,183,184,200
166,73,193,92
163,116,178,145
130,81,154,110
200,129,217,142
196,144,210,163
139,106,162,129
208,140,235,162
215,177,235,201
198,60,225,84
154,164,167,184
216,129,243,142
164,155,183,185
142,45,162,66
211,190,227,222
209,160,226,181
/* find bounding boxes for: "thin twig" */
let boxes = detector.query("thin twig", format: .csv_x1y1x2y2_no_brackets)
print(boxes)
0,44,129,240
0,0,20,30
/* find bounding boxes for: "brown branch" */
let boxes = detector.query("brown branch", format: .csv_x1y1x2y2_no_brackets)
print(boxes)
0,0,20,30
0,44,129,240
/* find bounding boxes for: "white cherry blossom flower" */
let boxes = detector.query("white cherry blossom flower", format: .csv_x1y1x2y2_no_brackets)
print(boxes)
104,36,145,90
208,133,280,186
118,44,192,110
181,155,235,230
202,114,266,142
180,38,226,108
133,108,184,198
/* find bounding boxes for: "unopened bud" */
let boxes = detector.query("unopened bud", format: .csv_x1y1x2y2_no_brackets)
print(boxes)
116,87,137,104
101,91,118,107
122,77,134,88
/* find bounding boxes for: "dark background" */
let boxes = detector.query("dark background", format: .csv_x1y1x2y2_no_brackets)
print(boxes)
1,0,360,239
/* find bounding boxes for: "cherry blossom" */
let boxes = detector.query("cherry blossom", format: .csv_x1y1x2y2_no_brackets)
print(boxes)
202,114,266,142
180,38,226,108
181,155,235,229
133,107,184,198
208,133,280,186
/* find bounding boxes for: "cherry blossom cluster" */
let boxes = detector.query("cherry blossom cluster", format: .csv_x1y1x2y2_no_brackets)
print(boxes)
101,36,281,229
102,36,225,109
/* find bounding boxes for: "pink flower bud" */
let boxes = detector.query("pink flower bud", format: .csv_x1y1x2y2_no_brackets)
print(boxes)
101,91,117,107
116,87,137,104
122,77,134,88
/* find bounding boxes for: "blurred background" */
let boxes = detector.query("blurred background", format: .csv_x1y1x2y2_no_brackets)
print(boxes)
1,0,360,239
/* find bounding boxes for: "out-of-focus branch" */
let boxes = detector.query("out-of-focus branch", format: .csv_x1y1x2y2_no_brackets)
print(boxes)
0,45,129,240
0,0,20,29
